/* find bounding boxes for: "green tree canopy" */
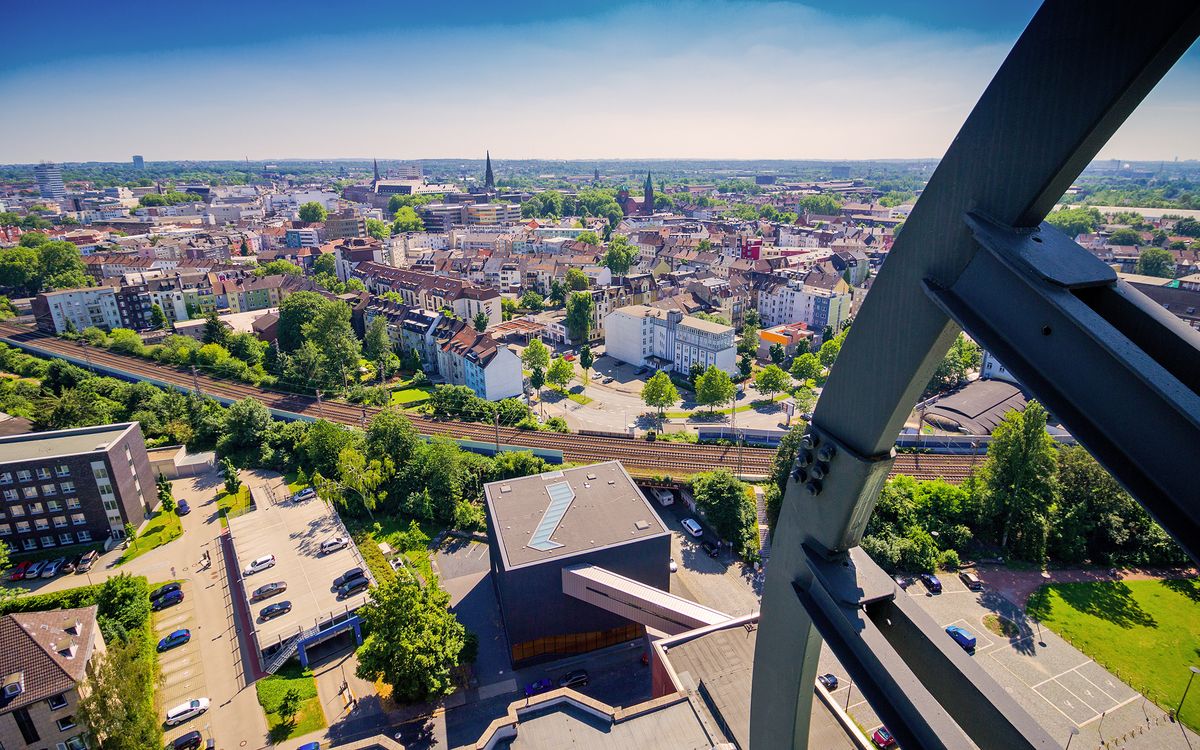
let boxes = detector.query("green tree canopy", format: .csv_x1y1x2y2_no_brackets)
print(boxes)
564,268,589,291
692,470,756,553
576,230,600,246
521,338,550,372
547,356,574,390
255,259,304,277
790,351,822,382
565,291,594,344
641,371,679,419
392,206,425,233
1136,246,1175,278
603,234,638,276
1108,227,1143,246
298,201,328,222
1045,206,1102,237
695,365,735,411
979,401,1058,563
753,364,791,398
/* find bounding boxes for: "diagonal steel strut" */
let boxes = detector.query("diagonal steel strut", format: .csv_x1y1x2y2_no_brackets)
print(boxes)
751,1,1200,748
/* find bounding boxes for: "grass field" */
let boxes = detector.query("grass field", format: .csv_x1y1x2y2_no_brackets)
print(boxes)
1027,578,1200,733
119,511,182,564
256,662,326,743
214,485,253,527
390,387,431,405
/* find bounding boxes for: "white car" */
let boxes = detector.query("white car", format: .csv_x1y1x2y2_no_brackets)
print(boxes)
681,518,703,537
165,697,209,726
291,487,316,503
320,537,350,555
243,554,276,576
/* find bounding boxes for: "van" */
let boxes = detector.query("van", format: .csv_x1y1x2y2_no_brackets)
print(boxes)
75,550,99,573
654,489,674,506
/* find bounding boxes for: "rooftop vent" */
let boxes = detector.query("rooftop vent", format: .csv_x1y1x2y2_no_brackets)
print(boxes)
2,673,23,699
634,520,650,531
499,484,511,494
586,473,597,481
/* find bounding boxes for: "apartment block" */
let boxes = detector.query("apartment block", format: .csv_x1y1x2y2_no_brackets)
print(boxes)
32,287,122,334
604,304,736,375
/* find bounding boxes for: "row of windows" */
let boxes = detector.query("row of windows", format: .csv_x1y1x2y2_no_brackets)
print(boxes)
3,482,76,501
1,497,81,516
11,530,90,550
0,514,87,534
0,465,70,484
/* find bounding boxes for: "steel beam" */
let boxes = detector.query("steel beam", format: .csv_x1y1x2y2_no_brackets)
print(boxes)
752,1,1200,747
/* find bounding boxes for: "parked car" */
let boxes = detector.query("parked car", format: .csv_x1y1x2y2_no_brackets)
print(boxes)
602,376,615,384
946,625,977,651
669,559,678,573
251,581,287,602
653,489,674,506
177,499,191,516
152,590,184,611
334,567,365,588
320,536,350,555
165,697,209,726
151,582,182,601
872,727,896,748
817,673,839,691
172,731,203,750
260,601,293,621
243,554,276,576
564,353,576,361
291,487,316,503
918,573,942,593
524,678,554,697
297,744,321,750
681,518,703,537
893,575,911,590
558,669,589,689
701,540,720,558
24,560,46,578
157,629,191,652
338,577,369,599
959,571,982,590
60,557,76,574
75,549,98,573
8,561,30,581
41,557,66,577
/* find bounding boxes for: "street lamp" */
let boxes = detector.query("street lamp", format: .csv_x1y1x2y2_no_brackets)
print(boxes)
1064,726,1079,750
1178,665,1200,715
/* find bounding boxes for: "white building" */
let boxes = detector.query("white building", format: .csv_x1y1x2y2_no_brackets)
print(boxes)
981,351,1019,385
32,287,122,334
604,304,736,376
756,273,852,334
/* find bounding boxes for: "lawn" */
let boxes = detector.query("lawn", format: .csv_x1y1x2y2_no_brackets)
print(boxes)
344,514,441,585
215,485,253,527
119,511,182,564
256,661,326,743
1027,578,1200,733
390,387,431,406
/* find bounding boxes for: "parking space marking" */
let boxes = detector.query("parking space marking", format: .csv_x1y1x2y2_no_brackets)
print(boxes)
1034,679,1099,724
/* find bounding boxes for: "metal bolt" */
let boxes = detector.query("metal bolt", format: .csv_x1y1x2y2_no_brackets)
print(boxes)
798,450,814,468
818,444,836,462
810,463,827,481
792,467,808,484
800,433,817,450
805,480,822,496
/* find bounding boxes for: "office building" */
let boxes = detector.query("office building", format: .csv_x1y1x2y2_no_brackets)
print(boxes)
604,304,737,375
33,163,66,201
0,423,154,552
132,155,144,169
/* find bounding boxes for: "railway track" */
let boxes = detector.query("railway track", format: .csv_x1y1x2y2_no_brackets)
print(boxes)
0,323,776,476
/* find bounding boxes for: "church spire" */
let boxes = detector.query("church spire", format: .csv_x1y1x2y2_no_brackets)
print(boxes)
643,171,654,216
373,158,380,182
484,151,495,191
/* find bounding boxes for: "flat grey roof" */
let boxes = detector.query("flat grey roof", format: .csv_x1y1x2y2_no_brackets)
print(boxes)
924,379,1028,435
0,423,134,464
503,700,713,750
484,461,668,570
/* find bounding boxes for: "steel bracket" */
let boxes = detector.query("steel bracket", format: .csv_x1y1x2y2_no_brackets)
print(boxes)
925,212,1200,564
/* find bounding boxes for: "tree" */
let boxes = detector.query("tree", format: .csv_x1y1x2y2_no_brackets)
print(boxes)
1108,227,1143,246
547,356,574,391
392,206,425,233
548,279,566,305
529,366,545,404
769,343,786,365
1136,246,1175,278
366,408,421,470
797,194,842,215
298,201,328,222
366,217,391,240
1045,206,1102,237
818,335,842,368
149,304,166,330
565,291,594,344
695,365,736,412
0,245,40,295
218,398,272,458
355,576,466,702
978,401,1058,563
603,234,637,276
300,299,362,390
925,334,982,395
254,259,303,277
38,240,90,291
201,310,228,345
77,639,162,750
790,352,822,382
737,353,753,380
1173,217,1200,237
364,316,392,380
277,292,329,352
576,230,600,246
278,688,302,726
641,371,679,421
473,310,488,332
692,470,756,553
522,338,550,373
737,324,759,356
564,268,589,291
753,364,790,399
519,290,544,311
578,345,594,388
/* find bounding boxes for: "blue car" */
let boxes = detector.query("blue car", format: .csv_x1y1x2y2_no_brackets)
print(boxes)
158,629,191,652
297,743,321,750
176,499,191,516
151,589,184,611
946,625,977,651
524,678,553,697
919,573,942,593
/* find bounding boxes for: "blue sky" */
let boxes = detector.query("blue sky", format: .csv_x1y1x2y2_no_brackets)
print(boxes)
2,1,1196,163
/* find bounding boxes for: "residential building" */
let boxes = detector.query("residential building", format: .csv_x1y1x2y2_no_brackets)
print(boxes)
324,210,367,241
34,162,66,201
351,262,501,327
0,606,104,750
758,322,814,361
604,304,737,375
756,270,852,334
284,227,320,249
330,237,384,282
32,287,122,334
464,202,521,225
0,422,154,551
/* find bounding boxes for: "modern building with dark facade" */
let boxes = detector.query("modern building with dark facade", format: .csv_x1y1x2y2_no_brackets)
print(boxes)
0,423,154,553
484,461,671,667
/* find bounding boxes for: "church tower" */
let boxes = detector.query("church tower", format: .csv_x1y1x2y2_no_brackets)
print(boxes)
484,151,495,192
373,158,380,185
643,171,654,215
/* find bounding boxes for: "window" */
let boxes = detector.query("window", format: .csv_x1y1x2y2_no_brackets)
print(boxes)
77,530,91,542
34,518,50,531
10,505,24,517
46,693,68,710
58,533,73,545
0,525,9,536
35,468,50,480
40,535,54,548
97,482,113,496
66,497,80,510
53,516,67,528
0,472,11,484
22,487,37,500
41,484,56,496
64,736,88,750
15,521,30,533
55,465,70,477
92,465,109,480
21,538,35,551
70,513,86,526
27,502,42,515
47,500,61,512
61,481,75,495
16,470,31,483
3,489,16,502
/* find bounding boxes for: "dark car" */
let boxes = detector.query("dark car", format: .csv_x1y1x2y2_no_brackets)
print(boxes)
893,575,911,590
558,669,589,689
157,629,191,652
337,577,369,599
260,601,293,620
151,582,182,601
251,581,287,602
946,625,977,651
172,730,203,750
60,557,77,574
75,550,99,573
177,499,191,516
701,540,720,558
524,678,554,697
334,567,365,588
817,673,839,691
151,589,184,611
918,573,942,593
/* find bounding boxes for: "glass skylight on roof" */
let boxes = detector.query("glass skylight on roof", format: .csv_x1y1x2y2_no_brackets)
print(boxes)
528,481,574,551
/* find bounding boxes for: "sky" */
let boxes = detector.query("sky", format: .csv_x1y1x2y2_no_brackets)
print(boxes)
1,0,1197,163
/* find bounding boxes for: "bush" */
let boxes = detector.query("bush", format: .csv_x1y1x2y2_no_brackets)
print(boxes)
543,416,569,433
937,548,961,571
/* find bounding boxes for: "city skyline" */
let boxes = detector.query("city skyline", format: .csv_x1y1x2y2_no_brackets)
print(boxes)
4,0,1198,163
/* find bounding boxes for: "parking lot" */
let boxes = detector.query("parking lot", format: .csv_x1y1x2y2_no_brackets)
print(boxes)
154,580,212,745
227,485,372,654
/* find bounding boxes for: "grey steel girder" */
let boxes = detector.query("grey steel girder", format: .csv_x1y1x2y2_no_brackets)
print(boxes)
750,1,1200,748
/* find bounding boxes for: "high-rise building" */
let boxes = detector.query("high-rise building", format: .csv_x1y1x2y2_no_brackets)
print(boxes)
132,155,144,169
33,162,65,201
